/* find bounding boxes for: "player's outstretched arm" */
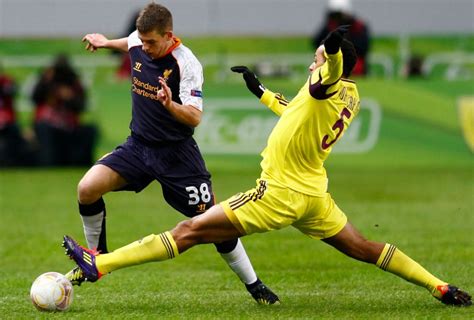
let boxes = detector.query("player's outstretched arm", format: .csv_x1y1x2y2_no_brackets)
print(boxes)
309,25,350,95
231,66,266,98
82,33,128,53
232,66,289,116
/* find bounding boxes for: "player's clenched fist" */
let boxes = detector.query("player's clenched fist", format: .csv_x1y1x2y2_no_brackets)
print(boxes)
324,25,351,54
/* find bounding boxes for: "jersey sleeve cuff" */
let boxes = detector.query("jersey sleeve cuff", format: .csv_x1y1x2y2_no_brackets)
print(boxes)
260,89,274,105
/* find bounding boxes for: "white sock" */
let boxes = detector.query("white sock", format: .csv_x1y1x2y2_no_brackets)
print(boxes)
220,239,258,285
81,212,104,249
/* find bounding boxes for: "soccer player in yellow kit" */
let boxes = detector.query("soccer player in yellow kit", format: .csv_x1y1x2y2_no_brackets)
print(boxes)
63,26,471,306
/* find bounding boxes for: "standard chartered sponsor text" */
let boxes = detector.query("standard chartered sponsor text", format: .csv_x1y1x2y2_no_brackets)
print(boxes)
133,77,159,100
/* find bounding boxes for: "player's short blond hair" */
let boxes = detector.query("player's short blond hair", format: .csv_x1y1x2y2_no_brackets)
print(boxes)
136,3,173,35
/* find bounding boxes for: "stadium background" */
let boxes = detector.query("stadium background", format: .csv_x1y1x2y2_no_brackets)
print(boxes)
0,0,472,318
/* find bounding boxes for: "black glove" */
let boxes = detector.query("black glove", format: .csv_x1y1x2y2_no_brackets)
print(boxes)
323,25,350,54
231,66,265,98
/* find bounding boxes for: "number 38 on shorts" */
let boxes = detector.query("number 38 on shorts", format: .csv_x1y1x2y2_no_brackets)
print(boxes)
184,182,213,214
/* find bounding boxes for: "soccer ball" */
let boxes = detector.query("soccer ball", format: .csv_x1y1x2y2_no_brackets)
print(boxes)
30,272,73,312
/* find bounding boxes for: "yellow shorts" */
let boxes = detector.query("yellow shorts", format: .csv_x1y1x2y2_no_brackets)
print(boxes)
221,179,347,239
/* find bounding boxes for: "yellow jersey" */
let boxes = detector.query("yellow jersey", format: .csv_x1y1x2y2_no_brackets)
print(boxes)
259,49,360,196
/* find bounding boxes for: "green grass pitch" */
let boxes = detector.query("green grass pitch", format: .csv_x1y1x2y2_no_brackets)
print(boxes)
0,37,473,318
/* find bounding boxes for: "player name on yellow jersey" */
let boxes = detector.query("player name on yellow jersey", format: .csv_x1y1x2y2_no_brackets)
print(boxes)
259,50,360,196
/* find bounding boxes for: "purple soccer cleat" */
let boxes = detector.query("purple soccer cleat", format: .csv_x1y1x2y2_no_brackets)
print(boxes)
62,235,102,283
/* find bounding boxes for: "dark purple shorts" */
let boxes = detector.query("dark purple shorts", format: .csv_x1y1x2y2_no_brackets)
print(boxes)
97,135,214,217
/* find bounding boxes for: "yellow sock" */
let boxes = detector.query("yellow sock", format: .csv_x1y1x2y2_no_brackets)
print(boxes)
95,232,179,275
376,244,448,298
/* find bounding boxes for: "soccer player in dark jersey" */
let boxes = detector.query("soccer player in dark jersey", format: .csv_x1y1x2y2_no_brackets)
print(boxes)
63,26,471,307
65,3,279,305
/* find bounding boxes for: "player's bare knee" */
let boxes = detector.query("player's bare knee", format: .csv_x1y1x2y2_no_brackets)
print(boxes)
173,219,192,233
172,219,199,242
77,179,100,204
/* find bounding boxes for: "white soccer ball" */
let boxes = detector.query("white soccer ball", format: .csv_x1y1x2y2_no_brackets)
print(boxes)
30,272,73,312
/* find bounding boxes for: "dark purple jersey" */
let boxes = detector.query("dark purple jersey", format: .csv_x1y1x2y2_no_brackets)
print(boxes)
127,31,203,144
